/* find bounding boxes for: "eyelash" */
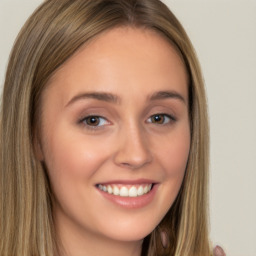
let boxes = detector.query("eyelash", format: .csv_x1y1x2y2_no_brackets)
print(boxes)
79,113,176,130
79,115,110,129
146,113,176,125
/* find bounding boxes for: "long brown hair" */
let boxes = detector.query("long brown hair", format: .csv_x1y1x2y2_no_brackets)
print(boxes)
0,0,210,255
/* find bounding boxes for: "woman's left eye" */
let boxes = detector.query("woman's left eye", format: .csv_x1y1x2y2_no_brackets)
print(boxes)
147,114,175,125
81,116,109,127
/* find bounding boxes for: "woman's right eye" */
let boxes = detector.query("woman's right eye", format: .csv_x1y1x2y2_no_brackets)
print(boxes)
80,116,110,127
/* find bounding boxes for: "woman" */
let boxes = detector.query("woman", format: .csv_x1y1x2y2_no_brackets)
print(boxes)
0,0,225,255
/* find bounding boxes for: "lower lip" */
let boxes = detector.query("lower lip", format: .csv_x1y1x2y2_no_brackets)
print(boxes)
97,184,158,209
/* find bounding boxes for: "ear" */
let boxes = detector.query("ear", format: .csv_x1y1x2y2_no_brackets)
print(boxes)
33,132,44,161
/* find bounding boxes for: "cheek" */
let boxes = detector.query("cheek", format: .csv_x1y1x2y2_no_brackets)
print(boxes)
153,125,190,208
42,126,111,200
156,124,190,176
165,136,190,176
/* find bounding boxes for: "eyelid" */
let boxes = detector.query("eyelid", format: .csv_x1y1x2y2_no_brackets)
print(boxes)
77,111,176,131
79,115,110,129
146,113,176,125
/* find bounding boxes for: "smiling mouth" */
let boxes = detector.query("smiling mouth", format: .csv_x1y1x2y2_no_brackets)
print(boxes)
96,183,153,197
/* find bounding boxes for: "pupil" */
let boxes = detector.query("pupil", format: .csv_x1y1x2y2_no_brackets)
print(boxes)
153,115,163,123
88,117,99,125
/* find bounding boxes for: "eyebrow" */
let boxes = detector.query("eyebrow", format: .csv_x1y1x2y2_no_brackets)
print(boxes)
149,90,186,104
65,92,120,107
65,89,186,107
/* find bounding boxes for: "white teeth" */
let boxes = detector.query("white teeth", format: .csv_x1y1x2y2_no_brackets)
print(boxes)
120,187,129,197
107,185,112,194
129,186,137,197
137,186,144,196
113,186,119,195
97,184,153,197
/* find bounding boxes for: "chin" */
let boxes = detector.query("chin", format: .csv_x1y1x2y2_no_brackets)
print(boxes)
95,213,163,243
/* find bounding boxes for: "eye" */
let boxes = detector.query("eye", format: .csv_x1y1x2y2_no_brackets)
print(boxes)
147,114,175,125
81,116,109,127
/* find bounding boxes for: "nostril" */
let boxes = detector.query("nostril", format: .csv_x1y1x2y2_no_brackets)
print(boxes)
120,162,139,169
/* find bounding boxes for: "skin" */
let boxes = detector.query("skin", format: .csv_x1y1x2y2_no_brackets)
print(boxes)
37,27,190,256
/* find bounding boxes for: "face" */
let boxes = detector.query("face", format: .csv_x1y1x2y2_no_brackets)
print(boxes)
38,27,190,249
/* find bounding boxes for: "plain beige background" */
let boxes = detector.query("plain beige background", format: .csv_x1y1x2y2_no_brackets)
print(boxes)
0,1,256,255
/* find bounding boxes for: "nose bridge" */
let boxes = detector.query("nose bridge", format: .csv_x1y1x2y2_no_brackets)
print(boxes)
114,120,152,169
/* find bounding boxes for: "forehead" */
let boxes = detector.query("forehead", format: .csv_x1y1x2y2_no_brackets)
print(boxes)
45,26,188,104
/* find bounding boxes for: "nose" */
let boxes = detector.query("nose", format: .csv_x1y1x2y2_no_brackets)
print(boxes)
113,124,153,169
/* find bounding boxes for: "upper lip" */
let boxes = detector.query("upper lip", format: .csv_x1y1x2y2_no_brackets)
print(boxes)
96,179,158,185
